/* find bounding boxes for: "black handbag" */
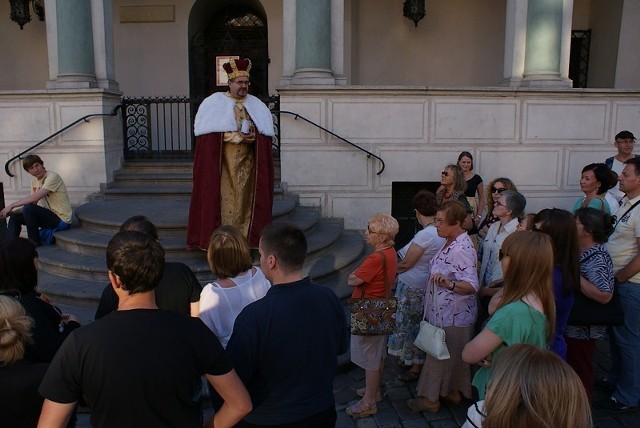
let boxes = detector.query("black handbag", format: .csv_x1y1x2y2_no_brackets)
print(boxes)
568,288,623,326
568,249,623,327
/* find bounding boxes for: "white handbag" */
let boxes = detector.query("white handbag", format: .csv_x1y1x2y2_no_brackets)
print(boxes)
413,280,450,360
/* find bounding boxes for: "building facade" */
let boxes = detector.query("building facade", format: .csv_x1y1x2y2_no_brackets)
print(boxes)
1,0,639,228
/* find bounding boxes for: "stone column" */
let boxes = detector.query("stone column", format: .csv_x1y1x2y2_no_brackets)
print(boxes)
91,0,119,90
521,0,573,87
331,0,346,85
614,0,640,88
281,0,296,86
48,0,97,88
291,0,335,85
502,0,528,86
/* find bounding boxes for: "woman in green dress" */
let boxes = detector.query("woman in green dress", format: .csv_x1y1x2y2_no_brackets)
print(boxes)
462,231,556,399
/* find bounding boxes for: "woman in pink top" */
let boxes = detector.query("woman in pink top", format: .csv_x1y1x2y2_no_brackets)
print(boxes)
199,225,270,348
407,201,479,414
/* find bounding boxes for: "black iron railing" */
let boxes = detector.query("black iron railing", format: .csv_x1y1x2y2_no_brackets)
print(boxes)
274,110,386,175
121,96,198,159
4,106,121,177
121,95,281,159
120,95,384,174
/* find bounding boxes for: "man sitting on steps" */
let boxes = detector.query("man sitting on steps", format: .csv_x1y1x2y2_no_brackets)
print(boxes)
0,154,72,246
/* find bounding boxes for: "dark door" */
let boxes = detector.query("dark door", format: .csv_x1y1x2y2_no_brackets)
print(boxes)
190,6,269,104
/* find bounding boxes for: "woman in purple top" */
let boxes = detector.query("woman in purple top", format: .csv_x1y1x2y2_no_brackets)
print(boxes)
533,209,580,359
407,201,479,414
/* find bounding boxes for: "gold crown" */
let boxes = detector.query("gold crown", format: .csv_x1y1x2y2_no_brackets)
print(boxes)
224,58,251,81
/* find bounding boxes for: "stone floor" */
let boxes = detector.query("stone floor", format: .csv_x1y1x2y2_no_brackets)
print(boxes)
331,341,640,427
71,338,638,427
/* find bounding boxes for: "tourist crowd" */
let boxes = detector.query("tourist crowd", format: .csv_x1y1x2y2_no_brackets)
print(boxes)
0,131,638,427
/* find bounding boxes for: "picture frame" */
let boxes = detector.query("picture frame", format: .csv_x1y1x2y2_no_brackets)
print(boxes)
216,55,240,86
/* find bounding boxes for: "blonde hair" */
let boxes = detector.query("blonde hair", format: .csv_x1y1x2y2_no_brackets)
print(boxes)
0,295,33,366
368,213,399,246
445,164,467,193
207,225,252,279
484,344,593,428
499,231,555,342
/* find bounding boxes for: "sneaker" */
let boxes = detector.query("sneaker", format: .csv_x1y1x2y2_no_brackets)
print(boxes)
595,396,637,413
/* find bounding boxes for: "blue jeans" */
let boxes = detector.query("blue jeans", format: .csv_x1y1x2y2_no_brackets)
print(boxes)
6,204,62,245
609,281,640,407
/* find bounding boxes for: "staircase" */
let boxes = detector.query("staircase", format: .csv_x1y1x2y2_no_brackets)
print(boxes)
37,160,366,320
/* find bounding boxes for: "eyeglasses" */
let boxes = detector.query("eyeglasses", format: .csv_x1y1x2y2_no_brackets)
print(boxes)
498,249,507,261
494,200,506,208
441,171,449,177
491,187,506,194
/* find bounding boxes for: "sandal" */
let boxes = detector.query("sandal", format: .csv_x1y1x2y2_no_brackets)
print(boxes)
407,398,440,413
440,390,462,405
397,371,420,382
356,387,383,402
346,399,377,417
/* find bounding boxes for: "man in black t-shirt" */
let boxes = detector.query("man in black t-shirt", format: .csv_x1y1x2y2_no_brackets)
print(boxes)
38,231,251,428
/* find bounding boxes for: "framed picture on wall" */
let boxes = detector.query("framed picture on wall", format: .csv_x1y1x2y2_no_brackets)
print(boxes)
216,55,240,86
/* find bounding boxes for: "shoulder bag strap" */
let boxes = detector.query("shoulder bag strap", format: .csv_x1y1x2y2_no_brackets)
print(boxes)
614,199,640,229
377,251,390,299
358,251,389,300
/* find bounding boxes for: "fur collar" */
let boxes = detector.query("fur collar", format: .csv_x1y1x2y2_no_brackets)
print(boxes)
194,92,275,137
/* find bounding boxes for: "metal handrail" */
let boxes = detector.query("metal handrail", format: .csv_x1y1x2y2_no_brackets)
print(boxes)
275,110,385,175
4,105,122,177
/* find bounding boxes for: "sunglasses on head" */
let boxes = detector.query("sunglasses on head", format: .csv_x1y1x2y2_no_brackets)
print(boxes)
491,187,506,194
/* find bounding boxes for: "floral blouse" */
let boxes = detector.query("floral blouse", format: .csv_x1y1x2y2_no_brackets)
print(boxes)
425,232,479,327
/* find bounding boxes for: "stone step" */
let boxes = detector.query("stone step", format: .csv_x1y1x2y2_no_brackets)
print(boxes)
38,157,361,310
39,229,365,306
110,171,194,187
54,218,341,259
37,244,214,283
73,198,297,236
103,185,194,199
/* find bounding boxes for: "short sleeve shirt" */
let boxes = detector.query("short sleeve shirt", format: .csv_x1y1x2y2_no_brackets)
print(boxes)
464,174,483,198
607,195,640,283
351,247,397,299
426,233,478,327
32,171,72,223
397,225,445,289
39,310,232,428
472,301,547,399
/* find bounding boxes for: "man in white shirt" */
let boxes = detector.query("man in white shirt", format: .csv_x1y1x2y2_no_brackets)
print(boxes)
598,157,640,413
605,130,638,202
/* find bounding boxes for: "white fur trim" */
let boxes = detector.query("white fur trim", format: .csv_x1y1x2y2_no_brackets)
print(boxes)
194,93,275,137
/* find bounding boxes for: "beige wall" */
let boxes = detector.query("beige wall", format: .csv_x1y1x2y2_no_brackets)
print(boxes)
587,0,623,88
279,87,640,230
112,0,283,97
351,0,506,86
0,1,637,96
0,3,49,90
113,0,192,96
